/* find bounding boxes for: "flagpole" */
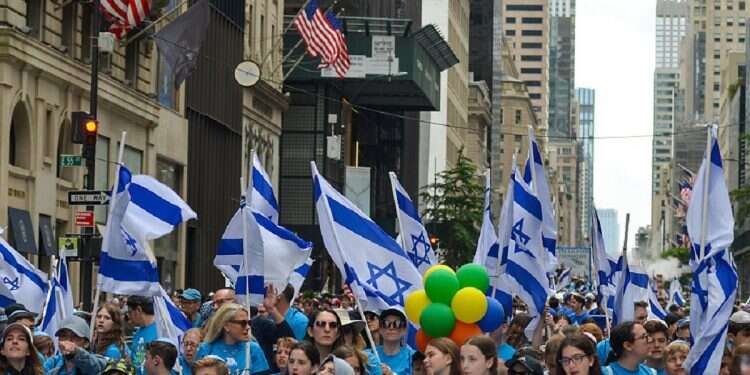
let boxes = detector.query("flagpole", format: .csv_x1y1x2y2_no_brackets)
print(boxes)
698,126,712,259
89,131,127,342
311,162,382,362
240,175,252,375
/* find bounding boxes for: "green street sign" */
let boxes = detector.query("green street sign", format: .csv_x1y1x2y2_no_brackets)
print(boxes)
60,154,82,167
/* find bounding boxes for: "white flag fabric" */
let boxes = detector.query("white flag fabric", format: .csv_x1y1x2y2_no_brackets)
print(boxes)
0,237,47,312
289,257,313,297
154,286,192,349
57,254,74,315
389,172,437,274
99,165,197,296
523,131,558,272
473,170,500,270
235,192,266,306
684,127,738,375
555,268,571,292
612,253,649,325
312,162,422,310
648,284,667,321
592,208,620,314
669,278,686,307
504,162,551,340
41,255,75,349
251,153,279,223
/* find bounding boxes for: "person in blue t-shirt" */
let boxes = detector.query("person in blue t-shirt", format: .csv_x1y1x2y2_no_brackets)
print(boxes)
179,289,204,328
276,285,309,340
366,308,413,375
570,293,591,326
126,295,159,373
602,321,655,375
178,329,202,375
93,303,128,360
643,320,669,375
195,303,270,375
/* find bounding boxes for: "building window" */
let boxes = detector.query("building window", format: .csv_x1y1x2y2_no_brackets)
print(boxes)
125,41,139,87
521,67,542,74
506,30,516,36
521,55,542,61
9,104,31,169
506,17,516,23
740,1,746,10
524,80,542,87
521,42,543,49
506,4,543,11
522,17,543,24
529,93,541,99
260,15,266,58
26,0,44,39
515,110,522,124
61,3,76,54
522,29,543,36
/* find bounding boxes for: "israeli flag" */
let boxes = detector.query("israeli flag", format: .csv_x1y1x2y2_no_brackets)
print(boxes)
389,172,436,274
684,126,738,375
99,165,197,296
312,162,423,310
41,255,75,349
154,286,191,349
486,169,515,322
648,280,668,320
523,130,558,272
556,268,572,292
504,161,551,340
669,278,686,307
473,170,500,271
289,257,314,296
592,209,619,309
235,192,266,306
612,253,649,325
0,237,48,312
251,153,280,223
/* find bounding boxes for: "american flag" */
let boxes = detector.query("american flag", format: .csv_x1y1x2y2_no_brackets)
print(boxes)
293,0,350,79
100,0,151,39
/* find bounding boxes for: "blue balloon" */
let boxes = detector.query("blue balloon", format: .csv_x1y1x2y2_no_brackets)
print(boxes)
477,296,505,332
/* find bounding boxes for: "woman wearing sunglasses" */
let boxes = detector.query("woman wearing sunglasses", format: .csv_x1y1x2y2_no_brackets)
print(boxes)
602,322,654,375
195,303,270,375
555,334,603,375
307,309,344,362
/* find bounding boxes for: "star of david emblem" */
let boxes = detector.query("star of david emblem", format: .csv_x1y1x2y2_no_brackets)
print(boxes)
366,261,412,305
2,277,19,291
120,227,138,256
409,232,433,269
511,219,535,258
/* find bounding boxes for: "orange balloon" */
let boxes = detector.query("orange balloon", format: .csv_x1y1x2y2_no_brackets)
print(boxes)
416,329,432,353
448,321,482,346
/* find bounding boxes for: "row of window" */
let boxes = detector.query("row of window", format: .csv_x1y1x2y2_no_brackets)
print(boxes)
506,17,544,24
505,29,544,37
506,4,544,12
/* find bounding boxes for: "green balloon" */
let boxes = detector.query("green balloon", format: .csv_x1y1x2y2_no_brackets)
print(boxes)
420,303,456,338
456,264,490,293
424,269,460,304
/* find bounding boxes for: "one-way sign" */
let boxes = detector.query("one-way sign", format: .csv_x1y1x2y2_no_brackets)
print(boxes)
68,190,110,205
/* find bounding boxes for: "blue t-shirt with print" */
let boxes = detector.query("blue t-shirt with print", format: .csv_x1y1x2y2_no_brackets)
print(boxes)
195,340,269,375
103,343,124,360
128,322,158,374
370,346,413,375
497,343,516,362
603,362,657,375
284,307,309,340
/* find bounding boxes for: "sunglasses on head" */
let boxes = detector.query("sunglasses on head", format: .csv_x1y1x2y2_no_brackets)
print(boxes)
314,320,339,329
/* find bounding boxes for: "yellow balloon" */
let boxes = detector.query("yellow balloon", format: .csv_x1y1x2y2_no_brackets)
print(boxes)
405,290,431,324
423,264,455,286
451,287,488,323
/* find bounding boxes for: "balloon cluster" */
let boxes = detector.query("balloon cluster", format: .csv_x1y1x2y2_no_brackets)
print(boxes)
404,264,506,351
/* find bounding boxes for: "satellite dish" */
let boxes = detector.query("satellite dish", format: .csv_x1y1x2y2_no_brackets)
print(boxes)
234,61,261,87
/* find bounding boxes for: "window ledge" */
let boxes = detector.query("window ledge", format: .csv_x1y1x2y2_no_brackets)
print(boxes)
43,156,53,166
56,179,74,190
8,165,31,179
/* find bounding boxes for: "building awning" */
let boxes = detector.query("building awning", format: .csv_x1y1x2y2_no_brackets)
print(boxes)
7,208,37,254
38,215,54,256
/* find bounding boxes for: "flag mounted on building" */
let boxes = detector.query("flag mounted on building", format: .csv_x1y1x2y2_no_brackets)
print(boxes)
153,0,211,87
293,0,350,78
101,0,152,39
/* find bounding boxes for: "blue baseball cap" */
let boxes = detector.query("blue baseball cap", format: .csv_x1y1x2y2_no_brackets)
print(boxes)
181,288,202,301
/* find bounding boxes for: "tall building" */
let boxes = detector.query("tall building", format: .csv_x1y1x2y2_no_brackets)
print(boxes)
501,0,550,139
651,0,688,253
597,208,620,254
576,87,595,241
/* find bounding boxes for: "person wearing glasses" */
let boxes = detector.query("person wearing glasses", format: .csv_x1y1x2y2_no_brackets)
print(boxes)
195,303,270,375
367,308,414,375
307,309,344,361
602,322,654,375
643,320,669,375
555,334,603,375
179,329,203,375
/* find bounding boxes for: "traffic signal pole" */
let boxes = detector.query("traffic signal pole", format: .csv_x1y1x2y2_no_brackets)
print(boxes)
81,0,101,312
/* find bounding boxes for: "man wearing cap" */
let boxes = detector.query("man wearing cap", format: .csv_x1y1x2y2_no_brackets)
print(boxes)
180,289,203,328
505,354,544,375
45,315,109,375
365,308,414,375
143,339,178,375
5,303,36,332
126,295,158,373
729,310,750,349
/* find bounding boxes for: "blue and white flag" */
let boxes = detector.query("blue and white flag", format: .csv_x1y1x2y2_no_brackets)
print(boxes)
154,285,191,372
523,130,557,272
40,255,75,349
648,283,667,321
684,126,738,375
251,153,279,223
504,161,551,340
669,278,686,307
592,209,619,311
473,170,500,271
99,165,197,296
612,252,649,325
0,237,47,312
556,268,572,292
486,168,515,322
389,172,437,274
235,191,266,306
57,254,74,316
289,257,314,297
312,162,422,310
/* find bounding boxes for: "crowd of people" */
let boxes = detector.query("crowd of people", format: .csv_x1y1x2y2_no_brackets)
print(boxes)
0,281,749,375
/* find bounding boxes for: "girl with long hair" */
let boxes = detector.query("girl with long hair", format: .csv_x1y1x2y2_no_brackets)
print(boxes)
0,323,44,375
460,336,498,375
195,303,270,374
93,303,128,360
556,334,603,375
424,338,461,375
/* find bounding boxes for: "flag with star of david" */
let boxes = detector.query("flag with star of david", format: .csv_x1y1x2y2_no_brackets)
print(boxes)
523,129,557,273
473,169,499,272
313,163,422,310
684,126,737,375
389,172,436,274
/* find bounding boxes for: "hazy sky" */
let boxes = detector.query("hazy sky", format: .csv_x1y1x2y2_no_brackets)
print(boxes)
576,0,656,248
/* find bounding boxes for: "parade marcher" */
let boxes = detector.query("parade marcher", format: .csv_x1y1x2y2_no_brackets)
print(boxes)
5,305,36,332
643,320,669,375
94,303,128,361
191,357,229,375
490,320,516,363
721,346,732,375
602,322,653,375
126,296,158,371
424,338,460,375
306,309,343,362
729,311,750,350
368,308,413,375
250,286,296,373
334,310,380,375
332,345,367,375
543,335,564,375
0,323,44,375
143,340,178,375
46,316,109,375
179,329,202,375
506,314,533,354
663,341,688,375
556,334,603,375
33,334,53,360
633,303,649,325
287,341,320,375
195,303,270,375
413,352,426,375
730,343,750,375
505,354,544,375
363,310,382,348
212,289,238,312
662,314,680,341
460,335,498,375
180,289,204,328
319,354,355,375
274,337,297,375
277,285,309,341
673,320,689,342
569,294,591,326
580,323,604,343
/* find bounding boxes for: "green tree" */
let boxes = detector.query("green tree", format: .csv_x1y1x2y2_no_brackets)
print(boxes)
420,148,484,268
660,247,690,265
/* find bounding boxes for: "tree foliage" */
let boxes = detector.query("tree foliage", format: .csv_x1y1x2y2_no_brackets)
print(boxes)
420,148,484,268
660,247,690,265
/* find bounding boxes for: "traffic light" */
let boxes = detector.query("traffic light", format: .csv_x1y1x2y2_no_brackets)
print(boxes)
430,234,439,249
71,111,98,160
